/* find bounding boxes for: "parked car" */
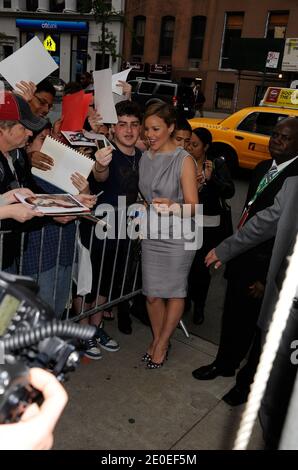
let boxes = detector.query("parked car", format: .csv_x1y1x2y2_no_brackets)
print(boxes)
129,79,196,119
47,76,65,95
189,105,298,170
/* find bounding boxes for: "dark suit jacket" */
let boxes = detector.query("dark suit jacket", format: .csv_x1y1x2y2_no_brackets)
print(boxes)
216,177,298,332
225,158,298,284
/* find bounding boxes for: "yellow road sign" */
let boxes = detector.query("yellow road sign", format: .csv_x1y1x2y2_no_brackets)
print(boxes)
43,35,56,52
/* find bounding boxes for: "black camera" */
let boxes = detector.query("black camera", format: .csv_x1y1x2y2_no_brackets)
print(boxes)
0,271,95,424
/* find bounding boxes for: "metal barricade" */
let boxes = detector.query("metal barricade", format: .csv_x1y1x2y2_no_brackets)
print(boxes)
0,213,189,337
0,216,142,321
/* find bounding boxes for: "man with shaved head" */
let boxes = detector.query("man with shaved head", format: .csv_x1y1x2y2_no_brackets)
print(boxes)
192,117,298,405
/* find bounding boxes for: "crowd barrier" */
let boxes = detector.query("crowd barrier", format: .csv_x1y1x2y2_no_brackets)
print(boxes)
0,217,141,321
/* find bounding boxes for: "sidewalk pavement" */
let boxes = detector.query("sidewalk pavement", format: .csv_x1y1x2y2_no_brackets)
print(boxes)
53,316,264,450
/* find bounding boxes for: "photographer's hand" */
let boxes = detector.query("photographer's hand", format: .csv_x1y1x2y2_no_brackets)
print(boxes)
0,368,68,450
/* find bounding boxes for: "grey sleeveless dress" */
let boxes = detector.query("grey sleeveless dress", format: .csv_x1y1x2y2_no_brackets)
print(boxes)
139,147,196,298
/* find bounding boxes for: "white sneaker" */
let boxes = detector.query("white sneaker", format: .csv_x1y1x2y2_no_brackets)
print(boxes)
84,338,102,360
95,327,120,352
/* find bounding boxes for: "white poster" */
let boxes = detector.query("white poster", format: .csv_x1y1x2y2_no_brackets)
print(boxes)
0,36,58,89
93,69,118,124
266,51,280,69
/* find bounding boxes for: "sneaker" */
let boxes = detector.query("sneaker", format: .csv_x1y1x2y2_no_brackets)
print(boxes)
84,337,102,360
95,327,120,352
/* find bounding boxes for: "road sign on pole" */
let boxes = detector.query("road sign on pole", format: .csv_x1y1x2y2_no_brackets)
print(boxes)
43,35,56,52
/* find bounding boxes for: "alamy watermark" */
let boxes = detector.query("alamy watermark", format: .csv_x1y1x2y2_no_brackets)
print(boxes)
290,339,298,365
0,340,4,365
94,197,205,251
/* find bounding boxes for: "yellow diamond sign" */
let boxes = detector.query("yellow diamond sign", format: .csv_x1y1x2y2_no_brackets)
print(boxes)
43,35,56,52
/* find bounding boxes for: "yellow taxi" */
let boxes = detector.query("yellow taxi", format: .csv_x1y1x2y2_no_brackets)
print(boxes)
188,87,298,170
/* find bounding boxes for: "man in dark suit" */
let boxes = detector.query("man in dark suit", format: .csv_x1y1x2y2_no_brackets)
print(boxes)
192,117,298,401
205,175,298,448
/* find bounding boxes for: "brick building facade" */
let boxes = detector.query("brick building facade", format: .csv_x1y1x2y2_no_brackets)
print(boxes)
123,0,298,111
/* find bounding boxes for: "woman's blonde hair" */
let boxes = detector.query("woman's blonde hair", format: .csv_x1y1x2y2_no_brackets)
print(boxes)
143,102,176,129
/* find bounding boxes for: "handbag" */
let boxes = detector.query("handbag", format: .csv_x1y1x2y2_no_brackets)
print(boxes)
219,198,234,238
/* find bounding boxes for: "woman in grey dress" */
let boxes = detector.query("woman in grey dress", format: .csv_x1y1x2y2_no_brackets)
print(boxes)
139,103,198,368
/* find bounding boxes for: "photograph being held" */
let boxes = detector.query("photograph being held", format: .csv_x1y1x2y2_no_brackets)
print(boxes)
25,195,81,209
0,188,44,222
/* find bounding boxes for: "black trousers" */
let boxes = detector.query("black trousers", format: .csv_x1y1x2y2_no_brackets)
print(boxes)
215,277,263,370
235,327,262,390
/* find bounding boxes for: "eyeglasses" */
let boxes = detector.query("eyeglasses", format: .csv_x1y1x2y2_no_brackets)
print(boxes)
34,95,53,110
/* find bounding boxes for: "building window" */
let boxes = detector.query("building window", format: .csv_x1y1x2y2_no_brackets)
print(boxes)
26,32,36,43
221,12,244,69
266,11,289,38
159,16,175,58
3,0,12,7
50,0,65,12
3,45,13,58
73,34,88,80
215,82,234,110
131,16,146,56
26,0,38,10
188,16,206,60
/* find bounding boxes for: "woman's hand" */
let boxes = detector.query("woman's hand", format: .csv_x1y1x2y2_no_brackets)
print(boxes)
2,188,35,205
14,81,36,102
28,151,54,171
197,171,205,187
152,198,180,215
204,160,213,181
205,248,222,269
71,172,90,194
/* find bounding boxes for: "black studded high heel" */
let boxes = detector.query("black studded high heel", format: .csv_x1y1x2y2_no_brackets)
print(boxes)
141,352,151,363
146,346,170,369
146,359,164,369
